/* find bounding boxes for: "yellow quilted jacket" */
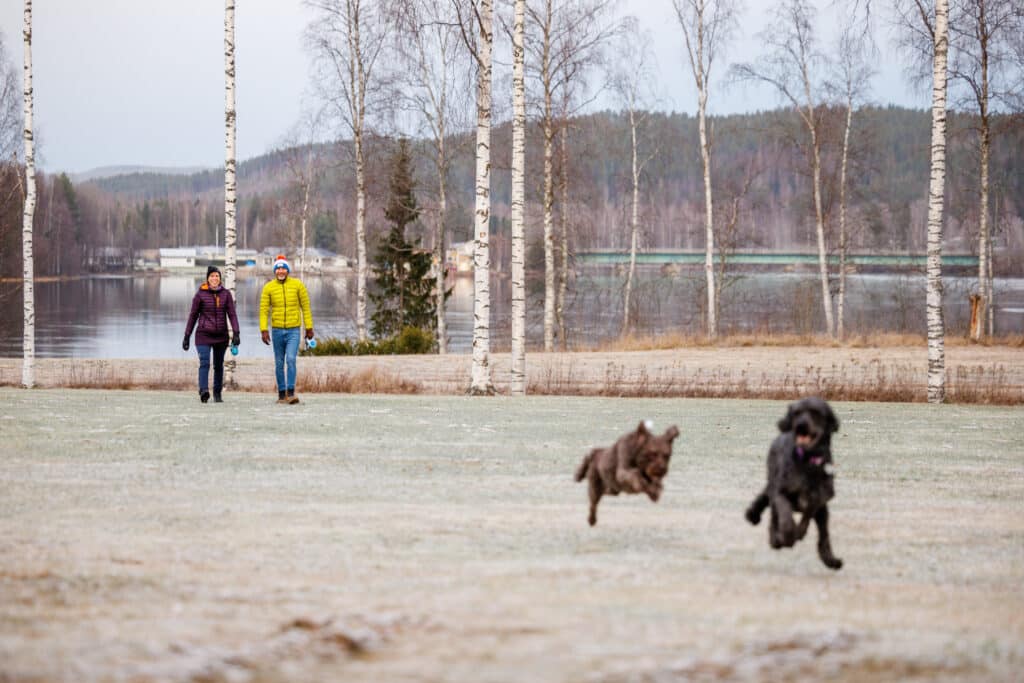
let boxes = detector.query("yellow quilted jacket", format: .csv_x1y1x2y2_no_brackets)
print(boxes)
259,276,313,331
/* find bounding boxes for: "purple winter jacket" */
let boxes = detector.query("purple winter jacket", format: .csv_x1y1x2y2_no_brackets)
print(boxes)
185,284,240,346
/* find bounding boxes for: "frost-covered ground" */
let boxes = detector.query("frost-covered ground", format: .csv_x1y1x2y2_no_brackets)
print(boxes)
1,389,1022,682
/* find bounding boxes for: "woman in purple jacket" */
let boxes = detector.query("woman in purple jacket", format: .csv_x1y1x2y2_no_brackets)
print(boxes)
183,266,240,403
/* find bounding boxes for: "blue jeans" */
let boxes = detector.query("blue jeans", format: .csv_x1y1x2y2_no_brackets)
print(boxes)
272,327,301,392
196,343,228,394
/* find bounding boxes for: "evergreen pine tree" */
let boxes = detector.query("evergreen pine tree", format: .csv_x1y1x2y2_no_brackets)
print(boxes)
370,138,444,340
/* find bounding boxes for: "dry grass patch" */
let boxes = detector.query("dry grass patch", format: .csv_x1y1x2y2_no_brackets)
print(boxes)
302,367,422,394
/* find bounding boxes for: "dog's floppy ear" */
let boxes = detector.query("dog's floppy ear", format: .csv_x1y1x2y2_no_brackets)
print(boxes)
664,425,680,441
636,420,651,446
777,403,797,433
826,405,840,433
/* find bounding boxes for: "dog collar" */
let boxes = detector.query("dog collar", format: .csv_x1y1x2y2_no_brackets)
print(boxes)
795,446,825,467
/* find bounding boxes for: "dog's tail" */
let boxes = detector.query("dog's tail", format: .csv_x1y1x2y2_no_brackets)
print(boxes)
574,449,598,482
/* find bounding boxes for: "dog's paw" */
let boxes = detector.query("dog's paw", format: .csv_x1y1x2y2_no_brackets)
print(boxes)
745,507,762,526
823,556,843,571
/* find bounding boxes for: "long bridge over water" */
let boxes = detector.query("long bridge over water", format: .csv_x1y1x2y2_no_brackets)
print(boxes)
577,249,979,270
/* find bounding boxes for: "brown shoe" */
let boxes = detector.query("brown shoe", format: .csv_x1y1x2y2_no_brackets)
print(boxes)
277,398,291,405
287,395,300,405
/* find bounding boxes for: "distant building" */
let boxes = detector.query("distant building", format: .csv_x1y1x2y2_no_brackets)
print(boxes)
257,247,350,274
159,246,259,269
447,241,474,274
159,248,196,268
86,247,132,272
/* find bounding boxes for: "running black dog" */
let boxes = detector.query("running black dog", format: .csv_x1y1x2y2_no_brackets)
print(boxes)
575,421,680,526
745,397,843,570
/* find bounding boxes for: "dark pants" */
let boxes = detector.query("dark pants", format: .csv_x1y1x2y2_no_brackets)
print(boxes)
196,343,228,394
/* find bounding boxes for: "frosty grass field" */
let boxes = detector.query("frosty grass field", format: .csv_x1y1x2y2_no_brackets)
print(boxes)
1,388,1022,682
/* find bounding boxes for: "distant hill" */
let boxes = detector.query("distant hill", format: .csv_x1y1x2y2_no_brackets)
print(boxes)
71,165,213,183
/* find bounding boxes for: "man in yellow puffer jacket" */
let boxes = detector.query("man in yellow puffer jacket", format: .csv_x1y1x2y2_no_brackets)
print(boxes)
260,254,314,404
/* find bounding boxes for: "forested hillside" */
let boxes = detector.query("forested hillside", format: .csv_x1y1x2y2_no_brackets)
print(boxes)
1,106,1021,278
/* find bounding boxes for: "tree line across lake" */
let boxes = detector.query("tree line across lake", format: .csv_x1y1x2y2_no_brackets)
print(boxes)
0,106,1021,281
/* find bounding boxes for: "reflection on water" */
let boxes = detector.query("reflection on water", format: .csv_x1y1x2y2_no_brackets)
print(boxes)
0,269,1021,358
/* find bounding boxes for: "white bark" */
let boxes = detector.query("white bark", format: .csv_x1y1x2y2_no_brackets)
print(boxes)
224,0,238,386
622,106,640,336
731,0,833,337
540,1,555,351
837,96,853,341
698,88,715,339
400,0,465,354
510,0,526,395
299,146,312,278
675,0,738,339
557,123,569,349
435,136,448,354
307,0,387,342
470,0,494,395
21,0,35,389
353,11,368,342
926,0,949,403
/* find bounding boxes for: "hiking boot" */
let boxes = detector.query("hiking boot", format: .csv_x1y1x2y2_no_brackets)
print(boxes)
277,390,289,405
200,390,210,403
286,389,300,405
213,392,223,403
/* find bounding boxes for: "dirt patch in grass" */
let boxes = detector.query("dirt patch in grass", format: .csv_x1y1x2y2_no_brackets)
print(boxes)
1,390,1022,682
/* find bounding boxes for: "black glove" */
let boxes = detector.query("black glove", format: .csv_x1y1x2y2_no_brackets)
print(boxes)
232,333,240,347
182,335,190,351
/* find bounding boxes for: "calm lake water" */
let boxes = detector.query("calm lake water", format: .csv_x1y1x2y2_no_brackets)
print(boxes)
0,269,1021,359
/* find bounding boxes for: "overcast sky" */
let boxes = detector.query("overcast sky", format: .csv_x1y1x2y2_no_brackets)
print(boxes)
0,0,925,174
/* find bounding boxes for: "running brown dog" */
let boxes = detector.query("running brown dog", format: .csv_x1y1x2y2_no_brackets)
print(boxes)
574,421,680,526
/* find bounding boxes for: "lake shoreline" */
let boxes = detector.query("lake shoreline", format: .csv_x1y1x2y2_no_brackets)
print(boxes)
2,344,1021,404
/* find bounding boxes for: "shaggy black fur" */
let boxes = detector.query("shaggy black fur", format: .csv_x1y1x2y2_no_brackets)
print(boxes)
745,397,843,570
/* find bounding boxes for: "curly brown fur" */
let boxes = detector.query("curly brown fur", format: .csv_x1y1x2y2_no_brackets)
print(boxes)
575,421,680,526
745,397,842,570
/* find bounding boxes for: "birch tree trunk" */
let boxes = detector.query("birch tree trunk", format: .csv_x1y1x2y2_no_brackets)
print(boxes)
557,124,569,349
539,1,556,352
353,11,368,342
510,0,527,395
21,0,35,389
470,0,495,395
837,96,853,340
299,151,311,278
223,0,238,386
806,108,834,337
973,27,990,342
926,0,949,403
435,135,447,354
622,107,640,336
674,0,739,340
698,87,715,339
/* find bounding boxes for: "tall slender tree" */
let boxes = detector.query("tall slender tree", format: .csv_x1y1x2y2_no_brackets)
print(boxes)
223,0,238,385
396,0,470,355
610,20,656,337
895,0,950,401
832,25,872,340
948,0,1017,339
510,0,527,394
925,0,950,403
525,0,617,351
21,0,35,389
454,0,495,394
673,0,740,340
732,0,835,337
308,0,391,341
